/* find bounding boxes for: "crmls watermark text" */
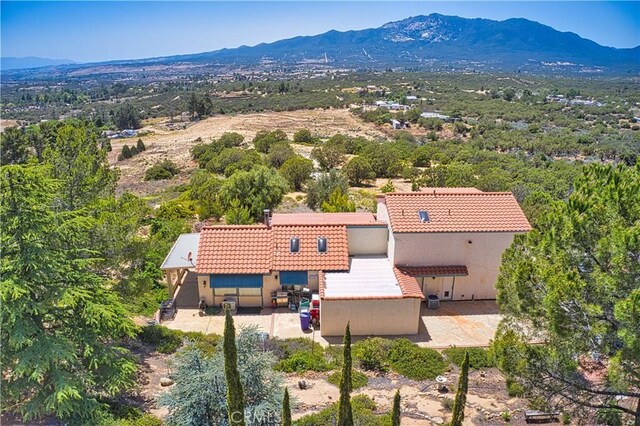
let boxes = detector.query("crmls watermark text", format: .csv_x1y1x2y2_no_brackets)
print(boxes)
229,410,281,425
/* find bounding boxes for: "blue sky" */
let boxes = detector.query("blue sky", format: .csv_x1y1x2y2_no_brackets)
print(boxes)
2,1,639,63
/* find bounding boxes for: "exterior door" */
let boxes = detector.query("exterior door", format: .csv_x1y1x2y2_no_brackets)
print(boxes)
440,277,454,300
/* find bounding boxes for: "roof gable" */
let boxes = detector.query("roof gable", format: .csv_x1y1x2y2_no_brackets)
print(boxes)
383,190,531,233
196,225,272,274
271,225,349,271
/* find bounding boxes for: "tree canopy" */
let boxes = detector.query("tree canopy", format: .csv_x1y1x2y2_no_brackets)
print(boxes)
1,165,137,422
494,163,640,421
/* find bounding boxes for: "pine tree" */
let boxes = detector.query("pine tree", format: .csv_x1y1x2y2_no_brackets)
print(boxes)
1,165,136,421
450,351,469,426
338,322,354,426
122,144,132,159
136,138,146,152
282,387,292,426
223,307,245,426
392,390,401,426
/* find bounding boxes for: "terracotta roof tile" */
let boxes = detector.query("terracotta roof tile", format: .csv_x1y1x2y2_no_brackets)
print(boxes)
397,265,469,277
271,225,349,271
271,212,382,226
196,225,271,274
382,190,532,233
393,268,425,299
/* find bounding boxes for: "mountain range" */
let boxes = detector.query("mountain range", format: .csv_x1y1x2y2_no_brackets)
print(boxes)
3,14,639,77
1,56,75,70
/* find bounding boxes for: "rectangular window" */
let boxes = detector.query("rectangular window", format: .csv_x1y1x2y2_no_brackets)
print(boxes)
239,287,262,297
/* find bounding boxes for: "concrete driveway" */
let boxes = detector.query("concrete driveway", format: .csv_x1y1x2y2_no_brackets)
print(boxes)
163,301,501,348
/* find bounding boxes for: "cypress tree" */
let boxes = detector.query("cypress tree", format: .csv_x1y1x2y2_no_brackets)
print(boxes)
136,138,146,151
450,351,469,426
121,144,132,159
282,387,292,426
129,146,138,156
392,390,401,426
337,322,353,426
223,307,245,426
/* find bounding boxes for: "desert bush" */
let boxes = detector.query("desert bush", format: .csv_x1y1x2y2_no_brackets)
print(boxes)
270,337,332,372
441,397,454,411
353,337,392,372
388,338,446,380
296,394,390,426
275,350,330,373
144,159,180,181
327,370,368,390
138,325,184,354
506,378,524,397
443,346,495,369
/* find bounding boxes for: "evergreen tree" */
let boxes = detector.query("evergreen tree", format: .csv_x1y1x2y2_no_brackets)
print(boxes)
136,138,146,151
282,387,292,426
392,390,401,426
130,145,138,156
1,165,137,422
159,327,285,426
223,307,245,426
122,144,132,159
321,188,355,213
338,322,354,426
450,351,469,426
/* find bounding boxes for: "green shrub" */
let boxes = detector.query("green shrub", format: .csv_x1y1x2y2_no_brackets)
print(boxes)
275,350,330,373
327,370,368,390
353,337,392,372
506,378,524,397
501,411,511,422
268,337,323,360
113,413,163,426
443,346,495,369
441,397,454,411
144,159,180,181
103,402,163,426
138,325,184,354
324,344,344,367
182,331,222,357
296,394,390,426
388,338,446,380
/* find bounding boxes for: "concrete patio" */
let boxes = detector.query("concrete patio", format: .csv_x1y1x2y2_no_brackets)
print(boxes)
163,301,501,348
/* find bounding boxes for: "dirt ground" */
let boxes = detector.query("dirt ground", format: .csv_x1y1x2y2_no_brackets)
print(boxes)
285,367,530,425
108,109,386,196
0,118,19,132
132,346,532,426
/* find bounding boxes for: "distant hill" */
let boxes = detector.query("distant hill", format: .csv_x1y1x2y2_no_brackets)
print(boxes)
1,56,76,70
3,14,638,78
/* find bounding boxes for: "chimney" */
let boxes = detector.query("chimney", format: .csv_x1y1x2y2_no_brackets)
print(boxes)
263,209,271,227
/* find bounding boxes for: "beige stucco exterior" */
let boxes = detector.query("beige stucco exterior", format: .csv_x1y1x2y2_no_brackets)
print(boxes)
346,226,388,255
197,270,319,308
377,196,522,300
392,232,517,300
320,297,422,336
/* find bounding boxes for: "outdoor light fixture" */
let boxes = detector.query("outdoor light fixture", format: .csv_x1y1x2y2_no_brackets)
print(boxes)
202,280,206,288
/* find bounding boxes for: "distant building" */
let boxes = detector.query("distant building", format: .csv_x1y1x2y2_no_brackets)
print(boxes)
420,112,451,121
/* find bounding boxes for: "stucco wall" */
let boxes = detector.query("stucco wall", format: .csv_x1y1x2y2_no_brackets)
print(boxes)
320,297,421,336
307,271,319,291
197,274,213,306
263,273,280,306
393,232,517,300
346,227,388,255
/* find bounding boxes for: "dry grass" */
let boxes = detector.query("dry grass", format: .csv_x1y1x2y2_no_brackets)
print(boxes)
109,109,385,196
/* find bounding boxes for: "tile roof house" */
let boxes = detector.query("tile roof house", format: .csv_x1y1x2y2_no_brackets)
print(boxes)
163,188,530,337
